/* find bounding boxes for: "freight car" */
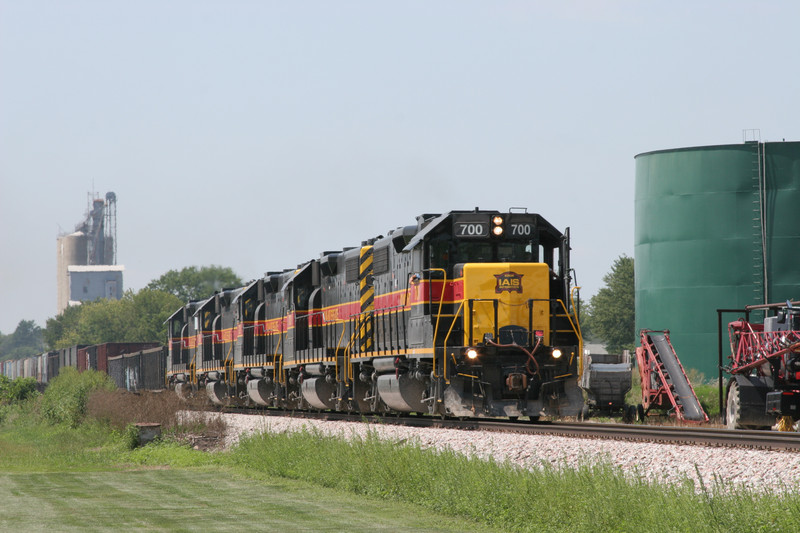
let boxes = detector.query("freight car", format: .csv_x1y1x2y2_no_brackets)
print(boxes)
0,343,165,393
166,208,585,419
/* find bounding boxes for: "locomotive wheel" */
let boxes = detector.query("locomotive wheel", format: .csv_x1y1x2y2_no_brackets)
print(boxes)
636,404,645,423
175,382,196,400
726,380,743,430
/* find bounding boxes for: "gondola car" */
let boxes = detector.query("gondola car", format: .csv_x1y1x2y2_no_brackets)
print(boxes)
166,208,584,419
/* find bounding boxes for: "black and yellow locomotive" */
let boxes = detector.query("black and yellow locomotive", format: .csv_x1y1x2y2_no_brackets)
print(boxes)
166,208,584,419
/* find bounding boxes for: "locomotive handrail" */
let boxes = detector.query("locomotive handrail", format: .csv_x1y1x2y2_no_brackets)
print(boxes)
569,286,584,376
334,316,350,382
347,315,363,383
223,341,234,386
273,332,284,384
428,268,448,383
351,314,368,380
356,310,374,352
554,298,579,371
342,313,371,383
438,300,466,383
188,340,199,385
525,297,581,370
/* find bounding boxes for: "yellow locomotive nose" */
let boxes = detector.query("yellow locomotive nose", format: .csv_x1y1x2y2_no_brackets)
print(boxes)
460,263,550,347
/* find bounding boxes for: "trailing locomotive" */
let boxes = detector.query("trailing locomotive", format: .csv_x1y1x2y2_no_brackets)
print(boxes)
166,209,584,419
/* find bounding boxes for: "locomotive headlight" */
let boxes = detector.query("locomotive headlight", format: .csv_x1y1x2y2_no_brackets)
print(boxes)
551,348,563,359
491,215,504,236
466,348,479,360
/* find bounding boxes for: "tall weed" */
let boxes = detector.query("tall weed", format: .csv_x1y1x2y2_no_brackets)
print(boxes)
87,389,187,429
40,368,115,427
87,389,226,449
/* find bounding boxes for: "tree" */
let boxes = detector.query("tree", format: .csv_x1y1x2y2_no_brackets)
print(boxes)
0,375,38,404
44,289,183,349
145,265,243,302
44,305,83,350
0,320,45,361
585,256,635,354
575,296,593,342
127,289,184,341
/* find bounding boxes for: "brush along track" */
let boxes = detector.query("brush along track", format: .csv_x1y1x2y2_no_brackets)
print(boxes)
219,407,800,451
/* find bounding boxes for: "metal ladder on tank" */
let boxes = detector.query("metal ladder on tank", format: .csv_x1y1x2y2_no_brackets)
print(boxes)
744,128,768,306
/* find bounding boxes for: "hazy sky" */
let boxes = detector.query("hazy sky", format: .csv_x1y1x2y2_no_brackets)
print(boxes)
1,1,798,334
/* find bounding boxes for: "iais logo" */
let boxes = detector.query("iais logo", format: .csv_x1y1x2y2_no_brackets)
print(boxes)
494,271,523,294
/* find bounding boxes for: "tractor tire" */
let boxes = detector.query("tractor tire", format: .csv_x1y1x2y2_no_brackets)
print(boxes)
726,380,743,430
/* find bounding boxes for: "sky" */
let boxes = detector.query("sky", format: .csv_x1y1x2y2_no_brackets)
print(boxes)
1,1,799,334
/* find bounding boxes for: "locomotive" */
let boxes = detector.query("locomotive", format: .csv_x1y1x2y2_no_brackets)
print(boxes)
166,209,584,419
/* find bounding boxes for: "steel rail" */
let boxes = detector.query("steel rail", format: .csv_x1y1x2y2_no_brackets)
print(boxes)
220,408,800,451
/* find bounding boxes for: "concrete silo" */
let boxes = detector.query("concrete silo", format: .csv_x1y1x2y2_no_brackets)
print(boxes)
635,141,800,378
56,230,88,314
55,191,122,315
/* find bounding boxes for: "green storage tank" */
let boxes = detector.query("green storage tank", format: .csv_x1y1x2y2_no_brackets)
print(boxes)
635,141,800,379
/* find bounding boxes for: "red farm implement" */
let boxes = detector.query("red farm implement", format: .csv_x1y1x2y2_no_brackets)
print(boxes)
636,330,708,423
722,301,800,430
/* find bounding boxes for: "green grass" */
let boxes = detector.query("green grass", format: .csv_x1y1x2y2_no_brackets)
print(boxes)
2,379,799,532
7,420,800,533
228,427,800,533
0,470,492,532
0,411,497,531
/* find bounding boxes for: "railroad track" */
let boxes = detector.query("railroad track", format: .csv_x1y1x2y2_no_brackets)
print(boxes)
220,407,800,451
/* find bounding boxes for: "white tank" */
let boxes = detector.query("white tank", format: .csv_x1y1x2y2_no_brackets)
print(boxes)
57,231,87,314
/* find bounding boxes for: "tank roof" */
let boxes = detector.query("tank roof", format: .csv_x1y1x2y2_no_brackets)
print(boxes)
635,140,800,159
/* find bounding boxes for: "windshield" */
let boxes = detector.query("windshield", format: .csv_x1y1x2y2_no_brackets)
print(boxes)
429,239,538,270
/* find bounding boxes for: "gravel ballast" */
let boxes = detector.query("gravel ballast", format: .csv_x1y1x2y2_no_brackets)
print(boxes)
215,412,800,494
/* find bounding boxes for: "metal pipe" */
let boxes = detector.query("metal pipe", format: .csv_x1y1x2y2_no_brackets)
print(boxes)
745,300,800,311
